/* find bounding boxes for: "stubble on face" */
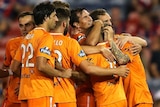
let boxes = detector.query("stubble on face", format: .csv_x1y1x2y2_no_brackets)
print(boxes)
49,12,58,31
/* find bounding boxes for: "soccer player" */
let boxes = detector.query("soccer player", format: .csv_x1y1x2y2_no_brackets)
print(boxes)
10,1,72,107
90,8,153,107
70,7,150,107
51,7,130,107
0,11,35,107
70,8,114,107
70,8,129,107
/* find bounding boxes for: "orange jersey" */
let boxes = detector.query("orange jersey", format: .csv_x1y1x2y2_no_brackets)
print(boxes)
121,42,153,106
3,37,23,103
71,33,86,45
87,52,126,106
71,32,95,107
51,33,87,103
3,37,23,66
14,28,54,100
64,32,71,37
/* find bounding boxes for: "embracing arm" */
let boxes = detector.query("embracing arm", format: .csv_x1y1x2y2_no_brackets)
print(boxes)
85,20,103,46
109,40,130,65
81,45,115,62
79,60,129,77
117,33,147,48
36,56,72,78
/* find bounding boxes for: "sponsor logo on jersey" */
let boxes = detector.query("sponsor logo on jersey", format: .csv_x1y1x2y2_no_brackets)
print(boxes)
77,35,86,42
40,47,51,55
78,50,86,57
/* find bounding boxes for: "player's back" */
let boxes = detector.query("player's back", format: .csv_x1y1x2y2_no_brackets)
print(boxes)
121,42,153,106
52,33,85,68
17,28,54,100
51,33,87,103
87,52,126,106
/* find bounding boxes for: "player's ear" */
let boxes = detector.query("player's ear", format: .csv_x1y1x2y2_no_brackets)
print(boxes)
63,21,66,28
73,22,79,28
44,15,49,22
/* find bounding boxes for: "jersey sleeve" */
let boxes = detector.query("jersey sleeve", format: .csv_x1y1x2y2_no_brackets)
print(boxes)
3,40,12,66
36,34,54,60
68,38,87,66
72,33,86,45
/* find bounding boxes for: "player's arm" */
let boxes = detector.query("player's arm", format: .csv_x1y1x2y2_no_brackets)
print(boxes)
116,34,146,55
81,45,115,62
109,40,130,65
105,26,130,65
36,56,71,78
55,58,65,71
79,60,129,77
55,57,88,81
121,33,147,47
85,20,103,46
10,59,21,77
71,70,88,82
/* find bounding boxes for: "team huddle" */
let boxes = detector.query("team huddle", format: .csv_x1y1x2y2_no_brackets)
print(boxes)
0,1,153,107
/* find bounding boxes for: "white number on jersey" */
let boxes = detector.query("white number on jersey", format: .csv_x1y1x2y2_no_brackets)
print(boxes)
21,43,34,67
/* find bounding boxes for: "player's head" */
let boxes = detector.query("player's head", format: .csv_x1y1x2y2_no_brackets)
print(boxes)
52,0,70,9
70,8,93,31
18,11,35,36
33,1,58,30
54,8,70,35
90,9,112,27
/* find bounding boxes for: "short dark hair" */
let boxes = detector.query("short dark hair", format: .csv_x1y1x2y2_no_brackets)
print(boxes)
90,9,106,21
70,8,86,28
18,11,33,20
33,1,56,25
55,8,70,27
52,1,70,9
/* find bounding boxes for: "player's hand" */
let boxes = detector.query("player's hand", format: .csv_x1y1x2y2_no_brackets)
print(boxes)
61,68,72,78
78,71,88,82
103,26,114,41
130,43,142,56
93,20,104,27
101,47,115,62
116,65,130,78
115,36,129,49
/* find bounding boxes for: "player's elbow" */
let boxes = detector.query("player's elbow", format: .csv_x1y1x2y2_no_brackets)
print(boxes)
82,66,94,75
143,41,148,47
36,57,48,73
37,64,45,72
86,40,97,46
10,60,20,73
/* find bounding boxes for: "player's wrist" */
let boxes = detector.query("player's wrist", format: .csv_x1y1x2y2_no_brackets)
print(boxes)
8,69,13,76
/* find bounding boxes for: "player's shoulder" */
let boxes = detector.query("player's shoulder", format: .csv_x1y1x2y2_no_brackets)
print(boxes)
7,36,23,45
68,36,80,43
51,33,70,40
72,33,86,40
